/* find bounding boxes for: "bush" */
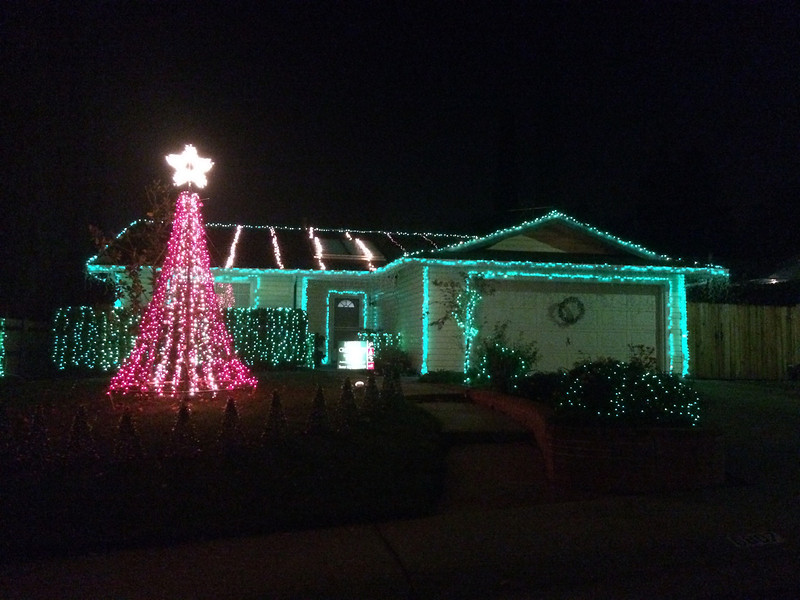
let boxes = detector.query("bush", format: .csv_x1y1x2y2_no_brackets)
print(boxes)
418,370,466,385
555,358,701,426
516,371,567,407
469,324,538,393
357,331,412,375
374,346,413,375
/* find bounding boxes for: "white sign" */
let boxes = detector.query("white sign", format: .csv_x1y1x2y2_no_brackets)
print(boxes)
337,341,375,370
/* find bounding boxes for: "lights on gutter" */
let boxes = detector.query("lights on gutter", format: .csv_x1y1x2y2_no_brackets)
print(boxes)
270,226,285,269
224,225,243,269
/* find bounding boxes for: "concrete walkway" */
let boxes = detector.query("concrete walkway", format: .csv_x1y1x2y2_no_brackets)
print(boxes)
3,386,800,598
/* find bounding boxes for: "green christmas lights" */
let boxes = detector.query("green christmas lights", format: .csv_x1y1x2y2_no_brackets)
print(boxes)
52,307,138,372
357,331,404,361
222,307,311,368
421,266,430,374
51,306,311,372
456,269,691,377
407,210,725,270
556,359,701,426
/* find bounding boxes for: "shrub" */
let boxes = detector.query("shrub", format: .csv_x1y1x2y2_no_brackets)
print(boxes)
418,370,465,385
517,371,567,407
357,331,412,375
469,324,538,393
555,358,701,426
375,346,413,375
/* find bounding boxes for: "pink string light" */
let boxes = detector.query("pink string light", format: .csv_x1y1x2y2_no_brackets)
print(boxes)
109,190,257,397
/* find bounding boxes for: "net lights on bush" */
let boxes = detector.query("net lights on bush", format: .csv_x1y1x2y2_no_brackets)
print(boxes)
108,146,256,397
53,307,137,372
556,360,701,426
224,307,312,368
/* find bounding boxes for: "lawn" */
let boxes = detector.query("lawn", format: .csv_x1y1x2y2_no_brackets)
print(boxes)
0,371,446,563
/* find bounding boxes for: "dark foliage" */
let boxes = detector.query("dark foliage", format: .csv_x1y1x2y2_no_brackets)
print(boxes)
554,358,702,426
262,390,288,442
516,371,567,407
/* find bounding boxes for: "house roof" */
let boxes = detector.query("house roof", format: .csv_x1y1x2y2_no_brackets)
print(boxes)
412,211,672,266
87,210,727,278
88,221,475,273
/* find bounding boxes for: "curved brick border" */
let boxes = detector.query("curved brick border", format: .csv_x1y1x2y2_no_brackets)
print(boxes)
469,389,725,493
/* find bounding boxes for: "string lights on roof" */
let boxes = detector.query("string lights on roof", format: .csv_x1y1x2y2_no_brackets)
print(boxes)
353,235,376,271
269,226,285,269
385,232,407,253
224,225,243,269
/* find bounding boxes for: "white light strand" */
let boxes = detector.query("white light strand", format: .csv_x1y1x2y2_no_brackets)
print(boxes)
224,225,243,269
354,237,376,271
309,227,326,270
270,226,285,269
385,232,407,253
421,234,439,249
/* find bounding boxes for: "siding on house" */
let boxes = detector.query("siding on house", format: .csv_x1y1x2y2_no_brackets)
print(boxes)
378,263,425,368
476,279,662,372
425,267,470,372
252,274,295,308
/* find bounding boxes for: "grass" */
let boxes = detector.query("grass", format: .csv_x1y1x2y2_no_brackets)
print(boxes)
0,371,446,563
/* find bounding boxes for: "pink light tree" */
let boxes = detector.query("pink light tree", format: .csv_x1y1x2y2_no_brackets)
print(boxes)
108,145,257,397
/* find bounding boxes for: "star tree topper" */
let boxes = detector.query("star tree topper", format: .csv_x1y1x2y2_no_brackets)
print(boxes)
166,144,214,188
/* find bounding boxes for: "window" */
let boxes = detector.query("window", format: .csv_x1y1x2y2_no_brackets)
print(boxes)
230,282,252,307
334,297,360,329
216,281,252,308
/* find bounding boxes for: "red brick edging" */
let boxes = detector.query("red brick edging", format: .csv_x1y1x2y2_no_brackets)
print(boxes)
468,389,725,493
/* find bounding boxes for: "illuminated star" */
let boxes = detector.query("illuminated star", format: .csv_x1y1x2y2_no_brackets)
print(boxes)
166,144,214,188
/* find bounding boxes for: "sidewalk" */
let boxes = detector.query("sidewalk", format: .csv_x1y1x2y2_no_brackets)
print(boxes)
3,386,800,598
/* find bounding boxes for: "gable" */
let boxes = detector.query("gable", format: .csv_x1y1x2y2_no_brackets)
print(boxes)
487,223,618,256
416,211,671,266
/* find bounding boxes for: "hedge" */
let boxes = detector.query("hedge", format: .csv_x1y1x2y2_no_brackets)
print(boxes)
52,307,312,372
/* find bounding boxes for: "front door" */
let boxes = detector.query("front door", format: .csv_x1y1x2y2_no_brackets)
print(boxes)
333,296,361,359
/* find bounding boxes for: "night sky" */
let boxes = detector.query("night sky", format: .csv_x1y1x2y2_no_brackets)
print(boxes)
2,2,799,318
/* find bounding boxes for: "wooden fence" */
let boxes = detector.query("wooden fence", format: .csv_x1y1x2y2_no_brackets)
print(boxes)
688,302,800,380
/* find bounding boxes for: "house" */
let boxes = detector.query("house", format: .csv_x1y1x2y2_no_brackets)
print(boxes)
87,211,728,376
